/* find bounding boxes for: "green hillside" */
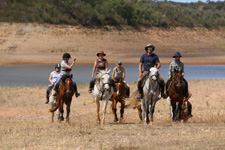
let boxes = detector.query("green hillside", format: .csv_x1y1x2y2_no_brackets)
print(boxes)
0,0,224,28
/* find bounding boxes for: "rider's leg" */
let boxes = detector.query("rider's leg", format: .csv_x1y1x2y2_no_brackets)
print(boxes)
136,71,148,100
158,74,167,99
183,78,189,98
165,79,171,96
88,78,96,93
72,78,80,97
53,75,62,95
110,78,117,92
45,84,53,104
123,81,130,98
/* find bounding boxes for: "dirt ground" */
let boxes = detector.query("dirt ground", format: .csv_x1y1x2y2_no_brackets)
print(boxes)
0,80,225,150
0,23,225,66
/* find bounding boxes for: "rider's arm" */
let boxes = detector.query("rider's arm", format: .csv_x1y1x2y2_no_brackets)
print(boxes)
112,68,115,80
156,62,161,69
92,60,97,78
49,73,54,85
105,60,108,71
122,68,125,79
139,62,143,78
65,61,75,69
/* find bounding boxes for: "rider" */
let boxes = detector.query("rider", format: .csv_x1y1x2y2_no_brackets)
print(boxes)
88,51,116,93
166,51,192,117
137,44,167,99
45,64,61,104
53,53,80,97
112,60,130,98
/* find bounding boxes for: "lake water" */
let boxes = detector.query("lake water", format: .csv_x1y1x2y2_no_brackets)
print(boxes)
0,65,225,86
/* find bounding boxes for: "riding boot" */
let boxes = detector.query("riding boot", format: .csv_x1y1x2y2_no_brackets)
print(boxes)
73,83,80,97
45,94,49,104
88,79,95,93
166,80,170,96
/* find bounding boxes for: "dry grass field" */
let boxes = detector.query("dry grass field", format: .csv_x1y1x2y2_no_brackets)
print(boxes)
0,80,225,150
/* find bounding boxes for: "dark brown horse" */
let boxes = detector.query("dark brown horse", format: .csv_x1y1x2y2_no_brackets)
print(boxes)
168,68,185,121
112,78,126,122
50,74,74,123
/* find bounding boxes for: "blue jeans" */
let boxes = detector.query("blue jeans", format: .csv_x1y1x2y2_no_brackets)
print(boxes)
46,84,54,95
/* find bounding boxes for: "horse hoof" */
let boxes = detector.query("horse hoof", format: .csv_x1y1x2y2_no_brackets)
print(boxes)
114,118,119,122
119,118,124,123
149,121,153,126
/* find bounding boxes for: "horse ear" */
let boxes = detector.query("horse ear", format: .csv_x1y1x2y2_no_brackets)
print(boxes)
70,74,73,78
107,69,111,74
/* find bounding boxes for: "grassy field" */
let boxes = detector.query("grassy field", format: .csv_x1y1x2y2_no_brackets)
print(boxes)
0,80,225,150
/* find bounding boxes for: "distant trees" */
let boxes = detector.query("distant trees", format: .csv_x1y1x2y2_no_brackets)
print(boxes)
0,0,224,28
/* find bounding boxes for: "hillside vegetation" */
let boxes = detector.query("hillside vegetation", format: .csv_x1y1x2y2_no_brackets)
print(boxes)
0,0,225,28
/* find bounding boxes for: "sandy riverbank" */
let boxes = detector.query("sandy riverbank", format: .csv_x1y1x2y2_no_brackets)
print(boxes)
0,80,225,149
0,23,225,66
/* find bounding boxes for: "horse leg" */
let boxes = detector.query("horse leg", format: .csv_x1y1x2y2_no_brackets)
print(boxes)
144,97,150,124
101,99,108,125
178,101,182,121
66,99,71,123
120,100,125,122
175,102,180,121
172,104,176,122
57,97,63,123
95,99,100,124
150,99,157,125
112,99,118,122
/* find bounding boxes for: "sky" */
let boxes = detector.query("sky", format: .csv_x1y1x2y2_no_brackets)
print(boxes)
169,0,223,2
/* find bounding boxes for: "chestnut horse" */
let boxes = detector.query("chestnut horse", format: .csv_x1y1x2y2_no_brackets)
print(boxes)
112,78,126,122
167,68,185,121
50,74,74,123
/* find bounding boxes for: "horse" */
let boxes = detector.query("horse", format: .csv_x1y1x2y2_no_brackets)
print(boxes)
141,67,161,125
167,97,191,122
50,74,75,123
167,68,185,122
112,78,126,122
92,70,113,125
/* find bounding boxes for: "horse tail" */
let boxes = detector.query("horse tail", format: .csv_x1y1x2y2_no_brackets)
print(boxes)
49,105,58,112
125,90,140,109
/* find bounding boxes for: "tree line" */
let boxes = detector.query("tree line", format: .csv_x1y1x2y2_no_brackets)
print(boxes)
0,0,224,28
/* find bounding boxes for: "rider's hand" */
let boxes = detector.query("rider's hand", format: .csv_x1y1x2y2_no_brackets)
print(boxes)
169,76,171,80
51,82,55,85
91,73,94,79
139,73,143,78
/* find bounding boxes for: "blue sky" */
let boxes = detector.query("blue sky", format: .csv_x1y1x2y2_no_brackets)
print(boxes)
169,0,222,2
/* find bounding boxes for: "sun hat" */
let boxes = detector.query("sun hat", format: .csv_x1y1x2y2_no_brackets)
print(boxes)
173,52,182,58
97,51,106,57
145,44,155,51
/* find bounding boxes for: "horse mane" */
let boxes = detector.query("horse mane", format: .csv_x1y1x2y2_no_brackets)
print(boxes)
95,70,108,84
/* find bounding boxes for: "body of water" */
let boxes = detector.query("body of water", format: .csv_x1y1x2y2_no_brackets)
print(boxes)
0,65,225,86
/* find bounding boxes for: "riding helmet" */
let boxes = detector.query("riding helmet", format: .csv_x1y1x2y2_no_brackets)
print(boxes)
55,64,61,68
117,60,122,65
145,44,155,51
62,53,71,59
173,52,182,58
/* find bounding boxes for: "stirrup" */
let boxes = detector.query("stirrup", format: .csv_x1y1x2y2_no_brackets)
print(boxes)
75,92,80,97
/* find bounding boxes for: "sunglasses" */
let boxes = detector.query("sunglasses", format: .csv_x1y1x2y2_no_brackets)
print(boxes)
117,63,122,65
147,47,153,50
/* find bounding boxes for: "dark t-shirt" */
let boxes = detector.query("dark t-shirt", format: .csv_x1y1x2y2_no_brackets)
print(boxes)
96,58,107,73
140,53,160,71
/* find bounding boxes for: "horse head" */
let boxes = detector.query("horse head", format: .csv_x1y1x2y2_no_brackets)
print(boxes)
149,67,159,81
99,69,111,92
116,78,124,96
64,74,74,97
173,68,184,89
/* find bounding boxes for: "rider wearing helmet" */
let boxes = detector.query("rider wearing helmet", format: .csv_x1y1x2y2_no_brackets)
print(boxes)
112,60,130,98
136,44,167,99
53,53,80,97
166,52,192,117
45,64,61,104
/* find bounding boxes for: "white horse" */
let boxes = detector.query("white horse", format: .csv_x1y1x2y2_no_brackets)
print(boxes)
92,69,114,125
49,86,59,123
141,67,161,125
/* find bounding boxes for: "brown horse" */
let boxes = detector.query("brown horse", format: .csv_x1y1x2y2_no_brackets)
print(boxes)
112,78,126,122
168,68,185,121
50,74,74,123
